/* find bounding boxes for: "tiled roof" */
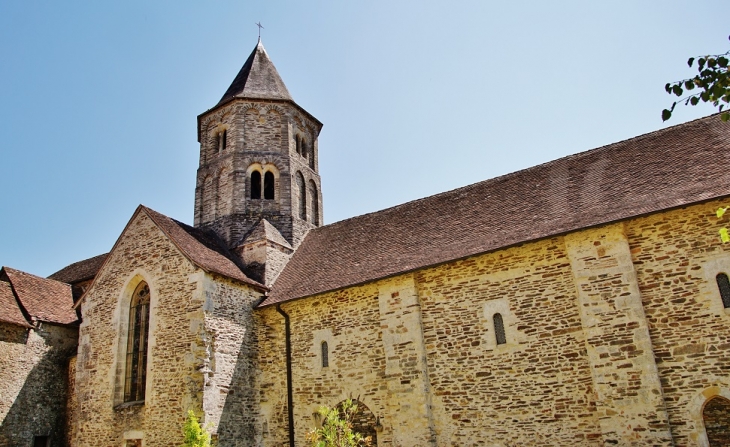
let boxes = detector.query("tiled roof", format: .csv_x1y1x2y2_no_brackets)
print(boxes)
242,219,292,249
48,253,108,284
2,267,77,325
217,39,293,106
0,280,31,327
142,207,265,290
261,115,730,307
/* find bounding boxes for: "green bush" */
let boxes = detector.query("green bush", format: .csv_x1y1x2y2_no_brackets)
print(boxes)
306,399,372,447
182,410,211,447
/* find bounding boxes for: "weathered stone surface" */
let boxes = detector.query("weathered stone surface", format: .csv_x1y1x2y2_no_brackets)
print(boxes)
0,322,77,447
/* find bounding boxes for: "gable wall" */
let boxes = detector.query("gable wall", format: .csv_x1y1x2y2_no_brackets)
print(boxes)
0,322,77,447
74,212,206,447
257,198,730,447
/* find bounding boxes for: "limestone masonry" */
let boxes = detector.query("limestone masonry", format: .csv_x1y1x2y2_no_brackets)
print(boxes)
3,39,730,447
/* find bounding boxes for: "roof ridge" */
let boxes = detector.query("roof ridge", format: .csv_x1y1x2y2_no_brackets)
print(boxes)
317,114,723,234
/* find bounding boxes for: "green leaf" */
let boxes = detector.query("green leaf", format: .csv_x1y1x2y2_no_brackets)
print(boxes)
699,58,706,69
672,85,683,96
722,112,730,122
662,109,672,121
720,227,730,243
688,57,695,67
690,96,700,106
719,56,729,68
665,83,672,93
717,207,728,218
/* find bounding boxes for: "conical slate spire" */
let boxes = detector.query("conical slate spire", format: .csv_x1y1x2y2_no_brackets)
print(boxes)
218,40,292,105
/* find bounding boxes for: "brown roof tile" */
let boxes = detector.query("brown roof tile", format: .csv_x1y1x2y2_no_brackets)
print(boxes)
0,281,31,327
142,207,265,290
262,115,730,307
48,253,109,284
2,267,77,325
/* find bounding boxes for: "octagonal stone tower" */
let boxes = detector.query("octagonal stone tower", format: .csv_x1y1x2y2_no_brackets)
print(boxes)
194,39,323,260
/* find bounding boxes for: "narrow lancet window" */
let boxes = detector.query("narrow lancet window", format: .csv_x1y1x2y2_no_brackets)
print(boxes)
321,341,329,367
264,171,275,200
221,129,227,151
251,171,262,199
493,313,506,345
125,282,150,402
717,273,730,308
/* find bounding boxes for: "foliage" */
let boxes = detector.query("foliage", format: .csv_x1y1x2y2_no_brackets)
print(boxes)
306,399,372,447
182,410,212,447
718,207,730,243
663,36,730,122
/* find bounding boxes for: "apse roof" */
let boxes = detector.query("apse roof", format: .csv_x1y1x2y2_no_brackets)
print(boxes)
260,115,730,307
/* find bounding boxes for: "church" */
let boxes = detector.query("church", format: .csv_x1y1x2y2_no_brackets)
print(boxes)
2,39,730,447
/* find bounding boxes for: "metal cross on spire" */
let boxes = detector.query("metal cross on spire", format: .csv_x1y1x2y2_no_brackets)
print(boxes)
255,22,264,40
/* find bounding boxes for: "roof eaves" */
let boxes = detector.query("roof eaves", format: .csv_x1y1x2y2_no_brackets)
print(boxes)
259,190,730,309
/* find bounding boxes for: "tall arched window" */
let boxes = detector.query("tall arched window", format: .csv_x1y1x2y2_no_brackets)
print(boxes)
717,273,730,308
251,171,262,199
321,341,329,367
264,171,275,200
295,135,301,155
125,282,150,402
302,139,308,159
493,313,506,345
296,172,306,220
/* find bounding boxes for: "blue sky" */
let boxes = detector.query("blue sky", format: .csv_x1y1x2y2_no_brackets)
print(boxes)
1,1,728,276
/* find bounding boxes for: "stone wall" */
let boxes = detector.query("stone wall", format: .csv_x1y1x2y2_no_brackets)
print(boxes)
200,274,264,446
74,211,208,447
627,198,730,446
256,198,730,446
0,322,77,447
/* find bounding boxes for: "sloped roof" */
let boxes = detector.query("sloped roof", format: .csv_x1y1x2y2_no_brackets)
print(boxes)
141,207,265,290
261,115,730,307
2,267,77,325
242,219,293,249
49,253,108,284
0,281,31,327
217,39,292,106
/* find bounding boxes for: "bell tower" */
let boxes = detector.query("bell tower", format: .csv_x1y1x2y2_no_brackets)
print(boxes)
194,40,323,282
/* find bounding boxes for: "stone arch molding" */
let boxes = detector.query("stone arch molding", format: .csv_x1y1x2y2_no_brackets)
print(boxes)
688,386,730,447
111,270,160,406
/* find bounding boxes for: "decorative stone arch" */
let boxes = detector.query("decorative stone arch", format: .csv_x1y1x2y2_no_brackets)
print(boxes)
201,174,217,222
334,399,378,445
295,171,306,220
112,271,159,407
216,166,231,215
308,179,319,225
688,386,730,446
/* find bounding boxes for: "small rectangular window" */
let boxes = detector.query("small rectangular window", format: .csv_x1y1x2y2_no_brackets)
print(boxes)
33,436,50,447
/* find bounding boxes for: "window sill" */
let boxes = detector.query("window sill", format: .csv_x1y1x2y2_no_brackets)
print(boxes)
114,400,145,411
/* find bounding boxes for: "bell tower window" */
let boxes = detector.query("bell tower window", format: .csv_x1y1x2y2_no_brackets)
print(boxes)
251,171,262,199
264,171,275,200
